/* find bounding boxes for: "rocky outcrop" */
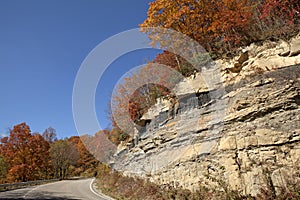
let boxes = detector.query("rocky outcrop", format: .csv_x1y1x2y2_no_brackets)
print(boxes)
111,35,300,197
220,33,300,84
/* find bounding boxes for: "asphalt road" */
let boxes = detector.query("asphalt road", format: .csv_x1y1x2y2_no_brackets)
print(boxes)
0,178,113,200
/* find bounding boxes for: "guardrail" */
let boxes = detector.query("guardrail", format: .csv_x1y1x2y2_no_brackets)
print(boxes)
0,179,59,192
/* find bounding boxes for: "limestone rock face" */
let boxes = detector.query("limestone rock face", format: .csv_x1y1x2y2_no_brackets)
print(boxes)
218,34,300,84
290,36,300,56
111,65,299,196
111,34,300,197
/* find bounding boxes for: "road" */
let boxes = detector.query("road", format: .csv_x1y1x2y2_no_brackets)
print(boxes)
0,178,113,200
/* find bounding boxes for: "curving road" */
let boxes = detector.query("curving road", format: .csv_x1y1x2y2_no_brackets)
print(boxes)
0,178,113,200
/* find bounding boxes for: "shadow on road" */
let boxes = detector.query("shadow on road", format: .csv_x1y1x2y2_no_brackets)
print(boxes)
0,198,80,200
0,191,81,200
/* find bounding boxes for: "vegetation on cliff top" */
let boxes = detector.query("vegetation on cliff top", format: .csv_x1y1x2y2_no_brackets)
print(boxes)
110,0,300,144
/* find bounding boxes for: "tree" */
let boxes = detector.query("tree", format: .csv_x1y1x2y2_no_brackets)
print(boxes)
49,140,79,179
0,155,7,183
258,0,300,39
140,0,251,54
110,62,182,137
153,50,196,76
108,128,129,145
0,123,50,182
140,0,299,56
68,136,99,176
42,127,57,143
80,131,117,164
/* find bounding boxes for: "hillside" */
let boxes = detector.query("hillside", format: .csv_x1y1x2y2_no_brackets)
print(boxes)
110,35,300,197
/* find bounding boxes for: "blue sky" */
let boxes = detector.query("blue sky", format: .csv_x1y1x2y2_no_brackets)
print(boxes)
0,0,160,138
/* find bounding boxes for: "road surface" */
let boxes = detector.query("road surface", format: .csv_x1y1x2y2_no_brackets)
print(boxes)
0,178,113,200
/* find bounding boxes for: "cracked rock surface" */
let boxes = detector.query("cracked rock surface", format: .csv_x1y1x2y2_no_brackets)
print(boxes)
112,65,300,196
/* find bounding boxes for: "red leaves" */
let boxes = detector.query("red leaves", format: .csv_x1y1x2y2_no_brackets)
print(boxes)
0,123,105,182
141,0,300,56
128,100,141,121
0,137,8,144
260,0,299,23
0,123,50,182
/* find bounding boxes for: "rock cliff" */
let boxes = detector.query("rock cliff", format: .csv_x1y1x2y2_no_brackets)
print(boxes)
111,35,300,196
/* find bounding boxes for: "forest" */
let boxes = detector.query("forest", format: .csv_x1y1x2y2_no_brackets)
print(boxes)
0,123,99,183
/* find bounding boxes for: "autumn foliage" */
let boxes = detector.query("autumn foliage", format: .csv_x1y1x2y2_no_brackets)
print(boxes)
0,123,100,183
110,62,183,139
80,130,117,163
140,0,300,56
109,0,299,143
153,50,196,76
0,123,50,182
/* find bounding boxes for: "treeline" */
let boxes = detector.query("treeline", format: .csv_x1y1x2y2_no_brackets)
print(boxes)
0,123,99,183
109,0,300,142
141,0,300,56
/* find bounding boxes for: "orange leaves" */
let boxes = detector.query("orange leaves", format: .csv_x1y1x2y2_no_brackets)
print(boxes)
109,0,300,146
141,0,299,56
0,123,109,182
0,123,50,182
141,0,217,52
68,136,99,173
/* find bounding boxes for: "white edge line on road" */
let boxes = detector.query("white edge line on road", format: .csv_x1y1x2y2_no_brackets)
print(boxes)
89,178,115,200
23,180,61,199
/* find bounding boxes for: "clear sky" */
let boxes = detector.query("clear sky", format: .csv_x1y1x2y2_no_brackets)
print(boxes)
0,0,159,138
